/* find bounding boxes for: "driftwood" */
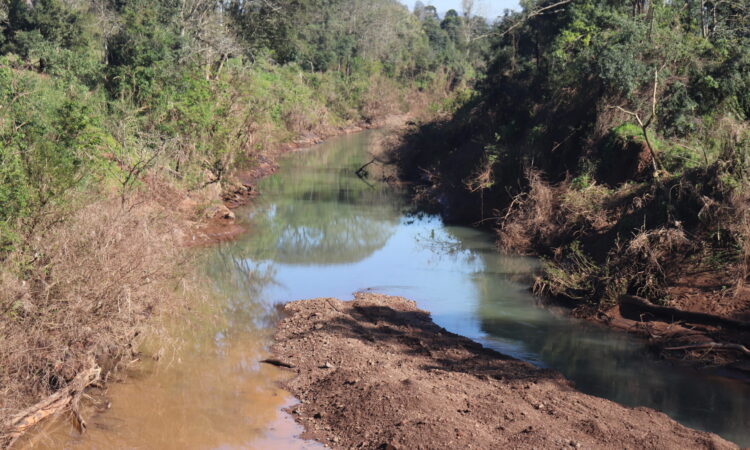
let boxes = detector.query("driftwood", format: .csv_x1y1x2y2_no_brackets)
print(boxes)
355,158,377,178
260,358,295,369
664,343,750,355
619,295,750,331
3,365,101,447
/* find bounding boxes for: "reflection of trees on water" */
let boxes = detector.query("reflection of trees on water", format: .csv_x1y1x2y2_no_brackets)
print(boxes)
250,194,399,265
203,247,280,335
235,130,403,265
202,130,403,337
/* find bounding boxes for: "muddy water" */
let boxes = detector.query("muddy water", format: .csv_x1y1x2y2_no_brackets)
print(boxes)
40,130,749,448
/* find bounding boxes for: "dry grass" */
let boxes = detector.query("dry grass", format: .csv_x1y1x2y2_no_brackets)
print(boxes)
361,76,408,123
498,170,562,253
0,192,190,443
561,184,614,232
621,227,693,300
730,188,750,289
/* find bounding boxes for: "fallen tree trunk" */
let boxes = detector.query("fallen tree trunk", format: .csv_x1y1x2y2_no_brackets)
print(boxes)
664,343,750,355
2,364,101,448
619,295,750,331
260,358,295,369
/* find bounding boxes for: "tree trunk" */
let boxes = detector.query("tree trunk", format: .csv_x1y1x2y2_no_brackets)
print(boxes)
619,295,750,331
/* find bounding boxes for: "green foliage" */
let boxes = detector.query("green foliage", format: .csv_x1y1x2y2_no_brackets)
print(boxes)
397,0,750,308
0,63,106,248
106,0,181,102
3,0,88,56
1,0,101,83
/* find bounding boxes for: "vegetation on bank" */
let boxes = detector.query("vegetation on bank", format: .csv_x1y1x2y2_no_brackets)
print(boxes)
394,0,750,314
0,0,489,442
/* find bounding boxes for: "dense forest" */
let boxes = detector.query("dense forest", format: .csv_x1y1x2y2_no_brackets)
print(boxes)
396,0,750,318
0,0,490,443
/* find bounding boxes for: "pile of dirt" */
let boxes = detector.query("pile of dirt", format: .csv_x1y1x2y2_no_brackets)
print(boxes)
270,293,736,449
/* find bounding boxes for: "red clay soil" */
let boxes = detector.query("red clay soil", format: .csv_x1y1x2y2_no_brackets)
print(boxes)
667,266,750,321
590,261,750,374
271,293,737,450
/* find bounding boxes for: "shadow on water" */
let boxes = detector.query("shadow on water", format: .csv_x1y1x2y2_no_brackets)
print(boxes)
32,130,750,448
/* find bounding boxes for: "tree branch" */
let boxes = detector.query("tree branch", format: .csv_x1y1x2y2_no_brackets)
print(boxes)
472,0,573,41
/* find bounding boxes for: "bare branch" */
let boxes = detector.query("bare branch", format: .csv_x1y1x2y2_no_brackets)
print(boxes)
472,0,573,42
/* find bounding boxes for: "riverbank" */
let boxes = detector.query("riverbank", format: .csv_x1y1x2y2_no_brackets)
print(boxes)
270,293,737,449
387,122,750,378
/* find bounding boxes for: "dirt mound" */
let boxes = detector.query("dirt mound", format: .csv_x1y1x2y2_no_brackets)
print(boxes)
271,293,736,449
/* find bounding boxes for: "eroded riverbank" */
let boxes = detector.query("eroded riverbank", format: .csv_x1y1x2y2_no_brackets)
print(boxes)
271,293,736,449
24,129,750,448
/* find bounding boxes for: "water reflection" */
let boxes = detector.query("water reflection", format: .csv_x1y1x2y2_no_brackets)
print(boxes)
236,133,401,266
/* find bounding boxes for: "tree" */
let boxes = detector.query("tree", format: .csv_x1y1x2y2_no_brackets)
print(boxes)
2,0,88,70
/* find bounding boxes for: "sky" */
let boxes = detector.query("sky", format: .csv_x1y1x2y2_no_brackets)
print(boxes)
398,0,520,19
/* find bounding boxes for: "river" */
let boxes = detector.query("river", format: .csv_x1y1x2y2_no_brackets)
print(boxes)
32,130,750,448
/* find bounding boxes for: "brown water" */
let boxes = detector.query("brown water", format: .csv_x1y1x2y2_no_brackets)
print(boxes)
24,130,750,448
21,294,321,449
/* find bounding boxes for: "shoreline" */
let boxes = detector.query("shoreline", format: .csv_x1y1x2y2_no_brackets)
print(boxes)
270,293,737,449
388,171,750,379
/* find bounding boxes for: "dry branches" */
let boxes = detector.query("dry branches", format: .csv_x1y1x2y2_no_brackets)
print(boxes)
611,68,665,174
0,192,189,444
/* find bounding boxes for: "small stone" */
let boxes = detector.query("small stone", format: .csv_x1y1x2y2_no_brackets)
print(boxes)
321,362,335,369
314,323,324,330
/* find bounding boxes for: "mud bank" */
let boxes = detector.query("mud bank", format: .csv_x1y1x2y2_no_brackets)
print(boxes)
271,293,737,449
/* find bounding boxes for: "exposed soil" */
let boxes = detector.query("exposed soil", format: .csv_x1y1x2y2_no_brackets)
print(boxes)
271,293,737,450
667,265,750,320
580,259,750,376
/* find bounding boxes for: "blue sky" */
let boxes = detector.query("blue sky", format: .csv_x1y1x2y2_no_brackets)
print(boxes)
399,0,520,19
